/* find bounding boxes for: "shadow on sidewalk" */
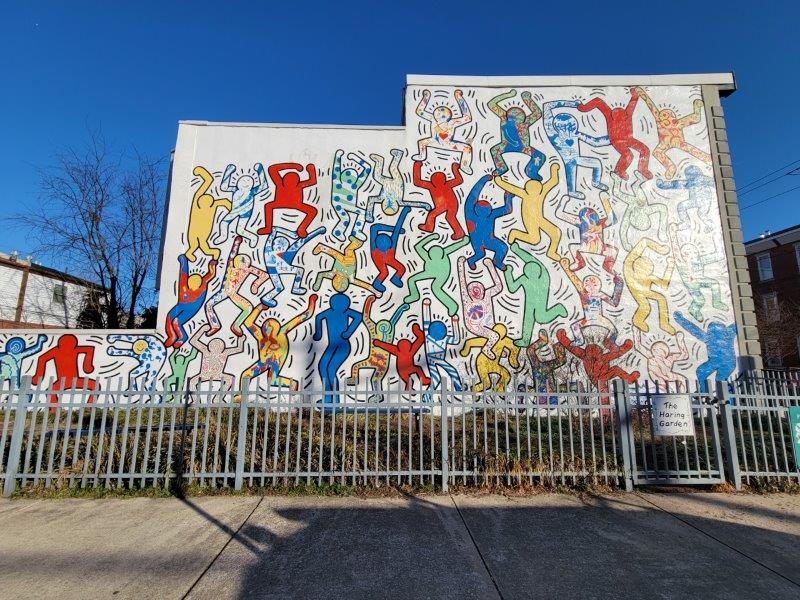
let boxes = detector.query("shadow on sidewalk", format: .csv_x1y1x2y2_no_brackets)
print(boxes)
185,493,800,600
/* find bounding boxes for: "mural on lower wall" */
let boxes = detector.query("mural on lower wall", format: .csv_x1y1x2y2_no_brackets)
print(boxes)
0,82,739,402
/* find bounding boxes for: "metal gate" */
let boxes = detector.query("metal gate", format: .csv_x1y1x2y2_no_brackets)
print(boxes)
616,383,725,486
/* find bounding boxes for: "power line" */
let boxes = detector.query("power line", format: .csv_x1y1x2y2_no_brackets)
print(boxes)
738,158,800,193
740,184,800,211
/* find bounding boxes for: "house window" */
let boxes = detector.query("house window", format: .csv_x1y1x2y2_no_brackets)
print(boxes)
762,292,779,321
795,244,800,273
52,283,66,305
765,338,782,368
756,252,773,281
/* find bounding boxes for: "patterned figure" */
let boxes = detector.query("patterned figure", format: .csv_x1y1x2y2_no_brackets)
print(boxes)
331,150,371,242
107,335,166,393
214,163,266,247
560,258,623,346
610,171,668,250
556,193,618,274
257,162,317,238
165,255,217,348
241,295,317,392
556,329,639,397
261,226,325,308
0,335,46,388
186,167,231,262
527,330,568,404
313,293,361,402
674,311,737,391
460,324,521,393
412,89,474,174
634,329,689,392
504,242,567,347
413,161,465,239
421,298,462,396
164,344,199,403
487,89,546,180
373,323,430,391
656,166,715,231
346,297,408,398
32,335,97,409
669,223,727,321
313,236,380,295
366,150,428,221
205,236,269,337
187,324,246,398
404,233,469,316
370,207,410,293
623,238,676,335
464,174,513,270
635,87,711,179
543,100,609,200
494,162,562,261
458,257,503,359
578,88,652,180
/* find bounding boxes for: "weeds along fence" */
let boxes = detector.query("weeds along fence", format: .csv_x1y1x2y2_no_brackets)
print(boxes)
1,376,799,496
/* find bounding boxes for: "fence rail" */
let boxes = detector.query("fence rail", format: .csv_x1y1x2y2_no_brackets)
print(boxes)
2,376,799,496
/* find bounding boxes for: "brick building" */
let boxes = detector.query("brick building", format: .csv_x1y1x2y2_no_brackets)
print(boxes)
745,224,800,369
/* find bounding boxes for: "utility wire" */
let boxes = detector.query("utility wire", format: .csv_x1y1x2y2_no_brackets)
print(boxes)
740,184,800,211
738,158,800,193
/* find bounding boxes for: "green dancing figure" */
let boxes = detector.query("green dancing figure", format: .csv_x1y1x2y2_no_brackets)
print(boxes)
504,242,568,347
164,328,202,402
403,232,469,316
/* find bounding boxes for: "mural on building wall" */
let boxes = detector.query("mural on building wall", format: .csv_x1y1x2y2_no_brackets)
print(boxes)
0,82,739,402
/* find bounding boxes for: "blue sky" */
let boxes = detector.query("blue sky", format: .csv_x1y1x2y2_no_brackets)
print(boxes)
1,0,799,267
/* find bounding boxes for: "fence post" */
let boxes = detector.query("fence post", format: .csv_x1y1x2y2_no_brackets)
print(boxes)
716,380,741,491
4,376,32,498
440,379,449,493
234,378,251,491
613,381,634,492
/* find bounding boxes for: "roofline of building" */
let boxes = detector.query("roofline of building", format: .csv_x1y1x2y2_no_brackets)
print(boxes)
0,255,104,291
178,121,405,131
405,72,737,95
744,223,800,247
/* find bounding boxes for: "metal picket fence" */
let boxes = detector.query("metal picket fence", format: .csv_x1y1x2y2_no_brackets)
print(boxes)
719,378,800,489
2,375,800,496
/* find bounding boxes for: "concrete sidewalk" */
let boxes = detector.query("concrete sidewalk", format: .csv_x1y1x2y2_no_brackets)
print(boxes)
1,492,799,599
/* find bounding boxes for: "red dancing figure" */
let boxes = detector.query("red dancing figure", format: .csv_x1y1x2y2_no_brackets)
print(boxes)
578,87,652,181
257,162,318,238
413,161,465,239
373,324,431,391
31,335,97,411
165,255,217,348
556,329,639,402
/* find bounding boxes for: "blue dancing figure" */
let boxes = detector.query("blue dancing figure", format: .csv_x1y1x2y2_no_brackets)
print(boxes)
370,206,410,293
261,225,325,307
463,175,513,270
313,293,363,403
656,165,715,232
0,334,46,388
543,100,609,200
422,299,462,401
674,311,737,391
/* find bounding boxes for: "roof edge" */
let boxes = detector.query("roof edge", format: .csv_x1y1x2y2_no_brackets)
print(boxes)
178,121,404,130
405,73,737,95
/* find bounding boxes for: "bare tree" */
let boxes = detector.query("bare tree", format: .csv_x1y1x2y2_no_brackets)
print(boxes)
15,128,165,329
755,297,800,367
